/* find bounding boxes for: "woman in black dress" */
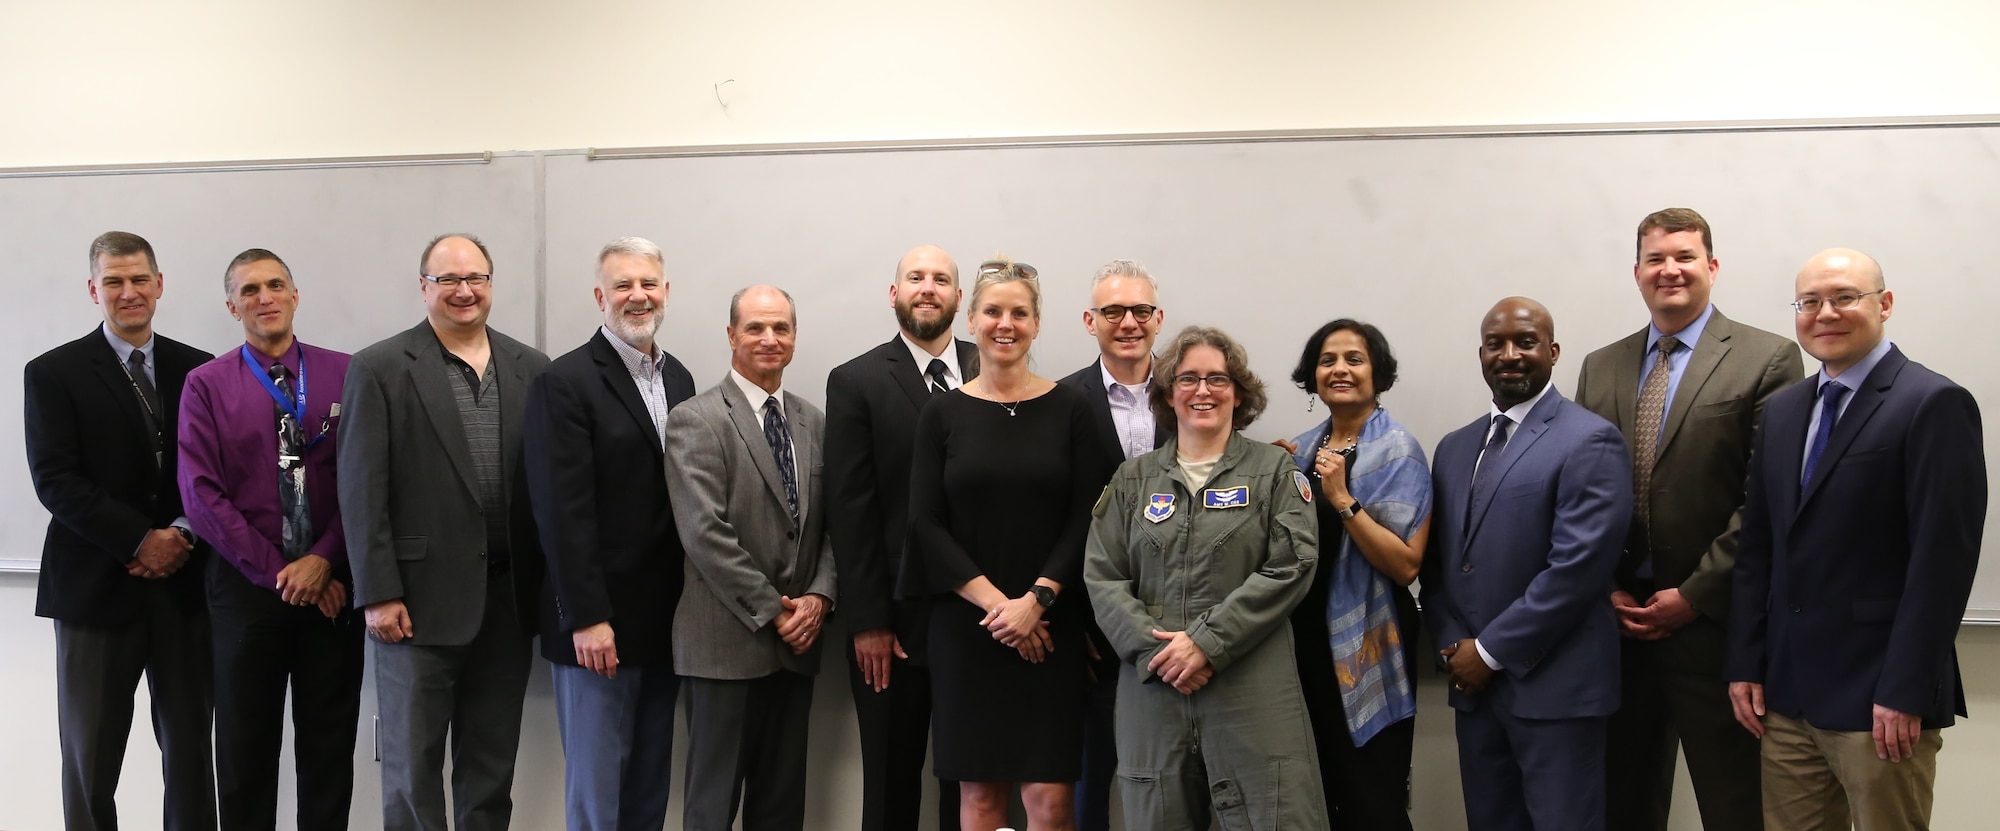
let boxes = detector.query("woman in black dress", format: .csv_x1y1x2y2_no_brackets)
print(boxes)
904,257,1097,831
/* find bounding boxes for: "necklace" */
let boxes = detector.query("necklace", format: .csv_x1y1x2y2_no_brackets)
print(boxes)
999,400,1020,417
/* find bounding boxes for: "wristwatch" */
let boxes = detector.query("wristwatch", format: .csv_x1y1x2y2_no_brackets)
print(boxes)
174,527,195,546
1031,585,1058,609
1337,501,1362,521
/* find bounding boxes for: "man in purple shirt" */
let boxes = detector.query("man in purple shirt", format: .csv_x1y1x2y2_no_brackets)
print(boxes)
178,248,362,831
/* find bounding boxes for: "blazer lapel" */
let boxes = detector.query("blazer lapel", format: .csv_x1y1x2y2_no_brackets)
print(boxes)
957,339,981,382
592,333,663,455
498,336,535,485
1611,331,1645,438
1467,392,1560,541
1796,349,1902,513
1081,359,1121,454
720,377,792,519
788,392,818,522
1656,319,1732,458
403,327,481,500
883,337,931,412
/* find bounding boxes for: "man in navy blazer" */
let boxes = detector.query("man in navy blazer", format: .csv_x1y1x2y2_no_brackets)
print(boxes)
1726,249,1984,831
1421,297,1631,831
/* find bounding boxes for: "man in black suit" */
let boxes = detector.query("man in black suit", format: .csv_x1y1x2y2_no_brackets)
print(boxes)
25,231,217,831
1728,248,1984,831
825,244,976,831
1055,258,1166,831
525,236,696,831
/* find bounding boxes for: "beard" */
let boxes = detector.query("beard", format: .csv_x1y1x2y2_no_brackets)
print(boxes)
607,303,662,347
895,298,956,342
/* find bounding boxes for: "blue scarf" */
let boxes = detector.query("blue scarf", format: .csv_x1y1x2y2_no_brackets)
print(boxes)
1291,406,1431,745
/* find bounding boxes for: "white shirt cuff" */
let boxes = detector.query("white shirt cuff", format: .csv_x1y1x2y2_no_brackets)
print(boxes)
1475,639,1503,671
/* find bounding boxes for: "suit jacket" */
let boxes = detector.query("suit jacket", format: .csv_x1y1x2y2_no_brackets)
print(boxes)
1726,346,1984,731
1420,387,1632,719
823,335,977,659
337,320,550,646
27,327,214,624
1575,308,1803,622
665,375,838,680
1058,358,1169,487
178,341,351,593
525,331,695,667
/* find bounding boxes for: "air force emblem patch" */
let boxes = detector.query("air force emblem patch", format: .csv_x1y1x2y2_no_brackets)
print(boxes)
1203,486,1249,509
1144,493,1176,523
1292,469,1312,503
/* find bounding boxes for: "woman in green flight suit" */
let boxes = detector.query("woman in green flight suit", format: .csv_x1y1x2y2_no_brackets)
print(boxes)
1084,325,1329,831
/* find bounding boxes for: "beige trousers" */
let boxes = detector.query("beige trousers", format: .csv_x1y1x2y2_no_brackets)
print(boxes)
1760,711,1942,831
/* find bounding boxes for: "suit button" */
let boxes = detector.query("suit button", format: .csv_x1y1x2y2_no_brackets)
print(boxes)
478,551,487,559
1790,604,1801,613
1461,563,1473,573
787,531,796,540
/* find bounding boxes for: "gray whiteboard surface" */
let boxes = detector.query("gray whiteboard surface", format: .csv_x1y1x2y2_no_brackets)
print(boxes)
9,124,2000,621
0,155,540,571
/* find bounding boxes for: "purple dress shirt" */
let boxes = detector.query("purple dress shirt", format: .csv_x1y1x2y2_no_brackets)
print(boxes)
178,341,350,593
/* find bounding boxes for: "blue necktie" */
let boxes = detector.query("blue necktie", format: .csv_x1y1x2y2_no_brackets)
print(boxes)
763,396,799,521
1466,414,1513,532
1801,380,1848,489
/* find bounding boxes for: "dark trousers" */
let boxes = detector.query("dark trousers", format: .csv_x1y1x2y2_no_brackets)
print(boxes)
1454,679,1607,831
683,671,816,831
1075,639,1119,831
54,581,215,831
1309,707,1416,831
845,649,958,831
208,555,365,831
373,573,533,831
1605,616,1762,831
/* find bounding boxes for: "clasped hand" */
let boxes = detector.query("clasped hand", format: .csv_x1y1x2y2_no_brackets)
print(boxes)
775,594,828,655
983,594,1053,663
1147,630,1213,694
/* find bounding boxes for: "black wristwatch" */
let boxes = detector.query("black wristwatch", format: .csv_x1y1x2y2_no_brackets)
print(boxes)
175,527,195,546
1337,501,1362,521
1031,585,1058,609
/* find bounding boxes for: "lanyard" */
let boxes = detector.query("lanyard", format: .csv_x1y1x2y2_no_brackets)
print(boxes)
241,343,324,448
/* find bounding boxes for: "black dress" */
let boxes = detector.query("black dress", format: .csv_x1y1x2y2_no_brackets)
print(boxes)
902,384,1097,782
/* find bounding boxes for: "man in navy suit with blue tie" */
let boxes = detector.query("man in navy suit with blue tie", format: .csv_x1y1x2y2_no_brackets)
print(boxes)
1727,249,1984,831
1421,296,1632,831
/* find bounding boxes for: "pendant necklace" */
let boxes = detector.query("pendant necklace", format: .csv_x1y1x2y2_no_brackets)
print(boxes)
999,400,1020,417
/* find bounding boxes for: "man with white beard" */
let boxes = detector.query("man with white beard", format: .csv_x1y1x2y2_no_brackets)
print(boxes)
523,237,696,830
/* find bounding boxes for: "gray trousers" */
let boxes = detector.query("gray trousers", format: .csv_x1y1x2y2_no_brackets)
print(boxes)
54,582,215,831
373,576,532,831
681,671,816,831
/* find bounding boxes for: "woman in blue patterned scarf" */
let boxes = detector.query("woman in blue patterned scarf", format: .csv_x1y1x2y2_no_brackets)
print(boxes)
1286,319,1433,831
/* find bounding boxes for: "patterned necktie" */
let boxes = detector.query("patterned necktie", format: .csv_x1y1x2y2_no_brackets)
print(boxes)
1466,414,1513,532
1630,335,1679,528
272,363,312,560
1801,380,1848,489
926,358,951,395
763,396,799,521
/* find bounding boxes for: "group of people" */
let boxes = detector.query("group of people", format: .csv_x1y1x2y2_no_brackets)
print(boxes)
22,206,1983,831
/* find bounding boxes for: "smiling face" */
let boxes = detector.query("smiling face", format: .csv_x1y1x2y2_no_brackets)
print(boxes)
420,236,494,334
727,285,797,389
1171,344,1236,437
1479,298,1559,410
90,252,164,340
596,251,668,351
891,245,960,342
1084,274,1162,364
225,258,299,348
1794,250,1892,375
1314,327,1376,411
968,280,1039,367
1635,228,1718,328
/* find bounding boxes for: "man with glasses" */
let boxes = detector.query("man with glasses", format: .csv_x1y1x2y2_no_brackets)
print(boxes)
1057,258,1166,831
27,231,215,831
825,244,976,831
340,233,551,831
1726,249,1983,831
179,248,363,831
1575,208,1801,831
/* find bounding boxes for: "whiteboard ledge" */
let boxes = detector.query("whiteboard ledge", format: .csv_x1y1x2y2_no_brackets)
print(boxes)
0,559,41,574
587,115,2000,160
0,152,492,179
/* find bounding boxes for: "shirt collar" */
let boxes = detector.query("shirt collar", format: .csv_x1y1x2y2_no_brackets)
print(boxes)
1819,336,1894,390
730,368,784,416
241,340,303,377
899,332,959,385
1099,358,1152,392
1647,302,1715,355
1489,381,1557,426
601,325,664,376
101,322,154,366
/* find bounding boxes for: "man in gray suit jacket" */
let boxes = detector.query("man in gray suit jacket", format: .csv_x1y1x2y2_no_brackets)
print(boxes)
1576,210,1802,831
665,284,837,831
339,234,551,831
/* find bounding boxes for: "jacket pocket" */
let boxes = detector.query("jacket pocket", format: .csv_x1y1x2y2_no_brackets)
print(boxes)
393,537,428,561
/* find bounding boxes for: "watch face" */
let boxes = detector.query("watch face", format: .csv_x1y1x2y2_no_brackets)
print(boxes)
1033,586,1056,608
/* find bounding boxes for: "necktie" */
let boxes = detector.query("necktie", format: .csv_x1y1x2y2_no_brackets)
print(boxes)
127,350,163,463
763,396,799,521
272,364,312,560
926,358,951,395
1630,335,1679,529
1801,380,1848,489
1466,414,1513,532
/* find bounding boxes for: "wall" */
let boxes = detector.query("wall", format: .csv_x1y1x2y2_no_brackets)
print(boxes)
2,2,1997,830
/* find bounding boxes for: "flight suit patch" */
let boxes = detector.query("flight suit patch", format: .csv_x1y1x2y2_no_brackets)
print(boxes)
1203,486,1249,509
1144,493,1175,523
1292,469,1312,503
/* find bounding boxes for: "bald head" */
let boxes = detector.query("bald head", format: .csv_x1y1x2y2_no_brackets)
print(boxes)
1794,248,1892,376
1798,248,1885,292
1480,296,1560,409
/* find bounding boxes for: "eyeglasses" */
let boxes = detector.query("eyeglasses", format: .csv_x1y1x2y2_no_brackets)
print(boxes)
977,260,1038,279
1791,290,1881,315
1096,304,1157,323
1172,373,1234,391
423,273,493,289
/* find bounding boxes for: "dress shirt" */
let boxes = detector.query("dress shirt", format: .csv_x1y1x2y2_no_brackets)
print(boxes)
1800,336,1894,479
730,368,795,482
1100,361,1156,461
180,341,348,591
1637,303,1715,433
601,326,674,445
104,322,193,543
900,332,962,390
1473,382,1559,671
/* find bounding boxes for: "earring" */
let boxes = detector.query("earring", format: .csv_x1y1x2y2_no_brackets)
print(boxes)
1306,393,1316,412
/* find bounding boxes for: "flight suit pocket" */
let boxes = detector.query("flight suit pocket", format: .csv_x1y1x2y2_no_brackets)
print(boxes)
1116,767,1163,828
393,537,428,561
1212,777,1251,831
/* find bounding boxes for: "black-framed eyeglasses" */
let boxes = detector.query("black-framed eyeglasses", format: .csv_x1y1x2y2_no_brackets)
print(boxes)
1172,373,1234,391
423,273,493,289
1791,290,1881,315
977,260,1037,279
1096,304,1157,323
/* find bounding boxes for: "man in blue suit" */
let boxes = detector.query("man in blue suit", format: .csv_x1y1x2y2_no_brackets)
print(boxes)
1421,296,1632,831
1727,249,1984,831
